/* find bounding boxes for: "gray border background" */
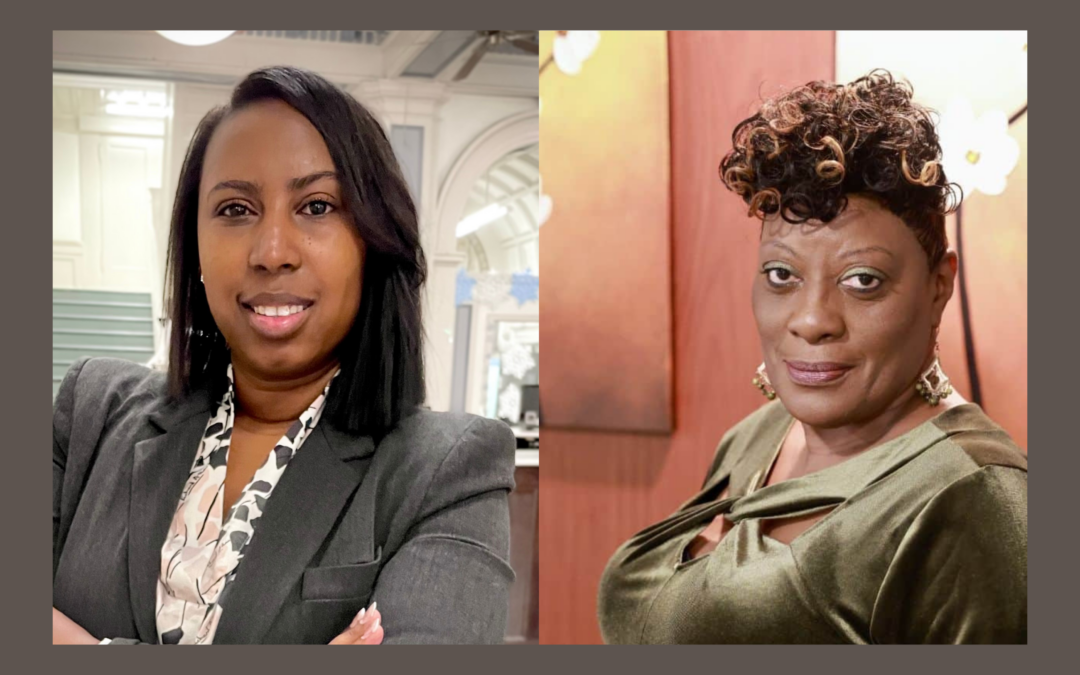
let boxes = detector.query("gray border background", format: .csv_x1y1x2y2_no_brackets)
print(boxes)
17,3,1067,671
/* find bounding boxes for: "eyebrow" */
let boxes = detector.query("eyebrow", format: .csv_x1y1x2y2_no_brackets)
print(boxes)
288,171,338,191
762,241,895,260
839,246,895,259
208,171,338,196
761,240,800,258
209,179,259,196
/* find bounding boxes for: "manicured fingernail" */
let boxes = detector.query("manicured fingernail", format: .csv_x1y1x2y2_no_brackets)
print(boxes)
361,617,381,640
370,601,377,613
351,607,366,628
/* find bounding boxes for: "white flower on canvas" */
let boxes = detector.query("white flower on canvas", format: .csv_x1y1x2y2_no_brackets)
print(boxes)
553,31,600,75
938,98,1021,200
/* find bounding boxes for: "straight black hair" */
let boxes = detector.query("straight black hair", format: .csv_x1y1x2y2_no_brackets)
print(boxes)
165,66,426,437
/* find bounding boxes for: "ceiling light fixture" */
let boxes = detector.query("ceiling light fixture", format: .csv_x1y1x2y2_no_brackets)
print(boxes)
456,204,509,238
155,31,236,46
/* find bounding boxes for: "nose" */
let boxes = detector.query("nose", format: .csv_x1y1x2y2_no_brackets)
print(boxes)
248,205,301,274
787,283,845,344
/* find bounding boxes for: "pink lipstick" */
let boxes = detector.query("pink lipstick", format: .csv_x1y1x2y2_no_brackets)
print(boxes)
239,292,315,340
784,360,853,386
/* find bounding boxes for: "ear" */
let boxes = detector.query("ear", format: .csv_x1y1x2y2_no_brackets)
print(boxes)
929,249,959,327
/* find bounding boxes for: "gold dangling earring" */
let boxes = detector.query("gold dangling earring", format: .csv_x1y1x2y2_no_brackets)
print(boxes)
753,362,777,400
915,343,953,406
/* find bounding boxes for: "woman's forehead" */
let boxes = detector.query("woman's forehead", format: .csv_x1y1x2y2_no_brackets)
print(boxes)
201,100,335,188
758,197,919,258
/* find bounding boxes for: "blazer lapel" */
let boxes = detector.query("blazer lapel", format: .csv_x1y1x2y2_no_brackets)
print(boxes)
128,391,212,643
212,423,376,644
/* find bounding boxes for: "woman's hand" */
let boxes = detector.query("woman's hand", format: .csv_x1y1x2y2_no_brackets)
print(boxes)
52,607,99,645
328,602,383,645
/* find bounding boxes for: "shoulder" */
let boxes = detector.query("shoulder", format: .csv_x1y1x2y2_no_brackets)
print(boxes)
931,403,1027,472
906,404,1028,520
58,356,164,399
54,357,167,430
892,460,1027,591
891,433,1027,570
366,411,517,521
388,409,515,454
920,462,1027,534
726,399,791,441
872,405,1027,545
375,410,517,484
704,400,790,478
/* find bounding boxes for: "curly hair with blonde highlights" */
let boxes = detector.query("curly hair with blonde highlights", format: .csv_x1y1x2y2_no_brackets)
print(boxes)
719,69,960,267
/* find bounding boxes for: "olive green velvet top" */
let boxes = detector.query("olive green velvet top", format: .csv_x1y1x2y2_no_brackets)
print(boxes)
597,401,1027,644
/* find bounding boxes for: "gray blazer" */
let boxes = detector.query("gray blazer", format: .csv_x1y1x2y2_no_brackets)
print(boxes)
52,357,516,644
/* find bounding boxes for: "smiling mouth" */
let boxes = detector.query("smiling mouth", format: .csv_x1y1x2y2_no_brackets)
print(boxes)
784,360,854,386
239,300,315,339
248,304,308,317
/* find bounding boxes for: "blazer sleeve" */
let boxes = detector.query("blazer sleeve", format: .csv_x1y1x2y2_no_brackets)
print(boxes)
372,416,517,644
54,358,154,646
53,357,92,581
869,465,1028,644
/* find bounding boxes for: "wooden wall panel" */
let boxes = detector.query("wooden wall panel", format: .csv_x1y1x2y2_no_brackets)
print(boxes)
506,466,539,643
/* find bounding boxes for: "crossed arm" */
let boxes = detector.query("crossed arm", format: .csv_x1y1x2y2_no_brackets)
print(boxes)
52,605,385,645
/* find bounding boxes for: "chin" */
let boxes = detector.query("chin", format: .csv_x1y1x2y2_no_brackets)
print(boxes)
776,389,861,429
240,344,316,377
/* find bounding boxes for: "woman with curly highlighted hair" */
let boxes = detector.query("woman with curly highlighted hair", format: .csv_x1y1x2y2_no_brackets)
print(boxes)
597,70,1026,644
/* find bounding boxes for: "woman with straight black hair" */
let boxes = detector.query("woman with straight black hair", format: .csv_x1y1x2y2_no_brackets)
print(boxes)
53,66,517,645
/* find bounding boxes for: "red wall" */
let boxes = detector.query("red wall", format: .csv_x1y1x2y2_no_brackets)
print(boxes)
953,112,1029,450
539,31,836,644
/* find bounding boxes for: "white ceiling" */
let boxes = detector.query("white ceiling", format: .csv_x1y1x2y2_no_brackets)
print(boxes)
241,30,392,45
52,30,538,98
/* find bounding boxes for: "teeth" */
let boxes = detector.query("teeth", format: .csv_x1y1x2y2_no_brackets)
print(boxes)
253,305,306,317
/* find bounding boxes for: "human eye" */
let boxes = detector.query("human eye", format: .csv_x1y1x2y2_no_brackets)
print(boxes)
761,261,801,288
839,266,886,293
216,201,254,219
299,199,336,217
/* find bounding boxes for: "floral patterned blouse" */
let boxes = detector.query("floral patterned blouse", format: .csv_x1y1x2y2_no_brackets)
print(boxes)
154,364,337,644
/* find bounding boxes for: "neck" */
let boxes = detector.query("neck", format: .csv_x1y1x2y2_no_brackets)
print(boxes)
799,388,933,457
231,358,339,429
